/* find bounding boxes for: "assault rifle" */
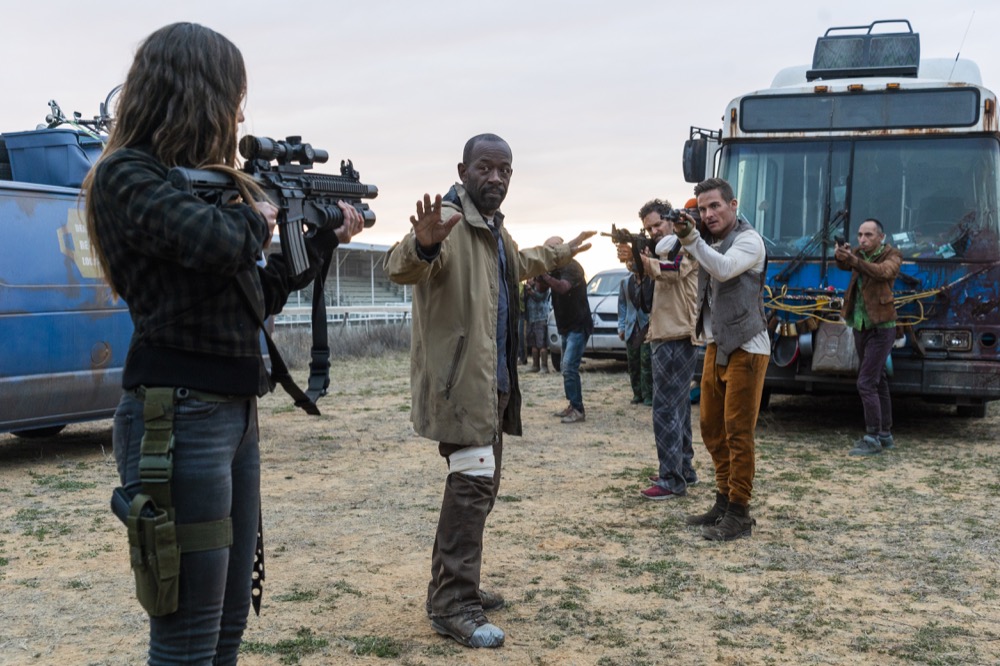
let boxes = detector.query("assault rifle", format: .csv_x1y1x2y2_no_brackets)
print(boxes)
601,225,655,277
167,135,378,277
167,136,379,416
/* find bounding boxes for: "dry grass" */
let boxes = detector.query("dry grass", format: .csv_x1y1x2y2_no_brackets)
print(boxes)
273,323,410,369
1,353,998,665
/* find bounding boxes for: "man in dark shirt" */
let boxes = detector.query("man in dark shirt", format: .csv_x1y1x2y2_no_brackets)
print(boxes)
538,238,592,423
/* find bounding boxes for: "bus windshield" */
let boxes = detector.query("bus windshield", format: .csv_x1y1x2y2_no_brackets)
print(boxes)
719,136,1000,260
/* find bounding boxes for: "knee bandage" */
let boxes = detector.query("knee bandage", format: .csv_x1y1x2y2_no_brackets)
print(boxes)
447,445,496,477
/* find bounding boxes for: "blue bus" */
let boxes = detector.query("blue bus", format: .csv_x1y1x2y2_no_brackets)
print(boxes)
683,20,1000,416
0,94,130,437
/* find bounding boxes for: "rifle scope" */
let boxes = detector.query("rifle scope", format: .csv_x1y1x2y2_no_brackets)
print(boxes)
239,135,329,166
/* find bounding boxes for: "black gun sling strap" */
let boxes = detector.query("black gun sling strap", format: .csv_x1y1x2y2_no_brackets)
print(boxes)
305,242,336,409
235,269,328,416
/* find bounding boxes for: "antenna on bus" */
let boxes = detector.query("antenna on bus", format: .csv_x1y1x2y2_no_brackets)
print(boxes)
949,11,976,81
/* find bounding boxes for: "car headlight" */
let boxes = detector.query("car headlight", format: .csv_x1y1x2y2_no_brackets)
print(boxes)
917,329,972,352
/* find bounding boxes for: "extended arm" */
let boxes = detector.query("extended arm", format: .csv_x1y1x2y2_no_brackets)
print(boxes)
679,229,764,282
538,271,572,294
840,247,902,282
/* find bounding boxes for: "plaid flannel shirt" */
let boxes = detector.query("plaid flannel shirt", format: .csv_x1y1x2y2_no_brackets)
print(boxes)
91,147,315,395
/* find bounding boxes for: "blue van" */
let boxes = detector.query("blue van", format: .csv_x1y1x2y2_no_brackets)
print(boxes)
0,100,131,437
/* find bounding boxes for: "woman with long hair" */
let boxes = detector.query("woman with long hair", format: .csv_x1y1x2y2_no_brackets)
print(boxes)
83,22,362,664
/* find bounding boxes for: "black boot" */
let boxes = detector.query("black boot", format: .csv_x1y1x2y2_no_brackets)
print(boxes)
702,500,755,541
685,492,728,526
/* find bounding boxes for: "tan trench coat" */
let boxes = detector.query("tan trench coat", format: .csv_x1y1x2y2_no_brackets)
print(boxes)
384,184,572,445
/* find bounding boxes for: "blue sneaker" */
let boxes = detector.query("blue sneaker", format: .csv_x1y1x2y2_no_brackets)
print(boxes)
878,434,895,451
431,611,505,648
849,435,882,457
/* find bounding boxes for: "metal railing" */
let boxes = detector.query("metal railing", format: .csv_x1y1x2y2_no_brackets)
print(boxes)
274,304,411,327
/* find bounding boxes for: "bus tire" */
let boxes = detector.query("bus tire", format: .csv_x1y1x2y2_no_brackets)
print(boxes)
956,403,987,418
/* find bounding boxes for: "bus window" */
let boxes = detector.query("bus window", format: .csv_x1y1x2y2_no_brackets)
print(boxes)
722,137,999,261
851,137,1000,260
722,141,850,256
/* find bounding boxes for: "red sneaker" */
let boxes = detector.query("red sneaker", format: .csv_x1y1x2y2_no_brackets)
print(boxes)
640,485,685,500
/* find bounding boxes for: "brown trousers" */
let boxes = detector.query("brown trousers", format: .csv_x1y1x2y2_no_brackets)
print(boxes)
699,345,768,506
427,392,508,618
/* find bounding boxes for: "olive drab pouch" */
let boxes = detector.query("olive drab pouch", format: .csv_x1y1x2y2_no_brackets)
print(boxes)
117,386,234,617
127,492,180,616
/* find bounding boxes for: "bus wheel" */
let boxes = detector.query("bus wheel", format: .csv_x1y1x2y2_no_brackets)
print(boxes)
11,425,67,439
956,403,987,418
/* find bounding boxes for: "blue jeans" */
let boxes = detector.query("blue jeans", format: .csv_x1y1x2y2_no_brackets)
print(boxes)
560,330,589,412
113,391,260,666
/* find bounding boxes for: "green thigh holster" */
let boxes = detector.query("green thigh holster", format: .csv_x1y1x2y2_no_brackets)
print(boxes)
123,387,233,617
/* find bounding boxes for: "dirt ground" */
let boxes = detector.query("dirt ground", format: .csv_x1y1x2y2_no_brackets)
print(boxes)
1,352,998,665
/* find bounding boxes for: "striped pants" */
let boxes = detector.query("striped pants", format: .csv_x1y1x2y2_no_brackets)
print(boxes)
651,339,697,494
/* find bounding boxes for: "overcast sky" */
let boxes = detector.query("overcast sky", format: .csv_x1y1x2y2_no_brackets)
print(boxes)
3,0,998,277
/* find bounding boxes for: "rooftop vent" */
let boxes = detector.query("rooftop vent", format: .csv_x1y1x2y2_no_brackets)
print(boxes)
807,19,919,82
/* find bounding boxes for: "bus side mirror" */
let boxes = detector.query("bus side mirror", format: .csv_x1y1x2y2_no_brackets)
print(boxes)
683,138,708,183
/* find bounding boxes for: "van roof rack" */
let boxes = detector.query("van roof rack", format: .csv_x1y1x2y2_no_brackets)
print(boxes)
807,19,919,82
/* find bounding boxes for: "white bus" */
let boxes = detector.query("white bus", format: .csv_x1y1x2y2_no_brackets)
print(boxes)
684,19,1000,416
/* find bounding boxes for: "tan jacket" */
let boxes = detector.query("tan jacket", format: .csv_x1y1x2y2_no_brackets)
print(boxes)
383,184,571,445
641,248,699,345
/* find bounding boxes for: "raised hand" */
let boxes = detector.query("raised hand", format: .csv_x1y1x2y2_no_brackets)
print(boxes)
567,230,597,256
411,193,462,250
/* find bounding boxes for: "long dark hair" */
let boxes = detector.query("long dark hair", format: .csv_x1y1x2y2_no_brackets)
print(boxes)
83,23,259,285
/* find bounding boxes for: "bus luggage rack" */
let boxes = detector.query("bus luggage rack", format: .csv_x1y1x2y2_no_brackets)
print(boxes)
808,19,919,81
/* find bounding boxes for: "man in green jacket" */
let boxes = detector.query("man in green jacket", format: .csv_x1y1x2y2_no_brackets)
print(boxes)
384,133,594,649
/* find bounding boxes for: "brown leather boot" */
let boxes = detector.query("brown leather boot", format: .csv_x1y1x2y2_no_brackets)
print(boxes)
685,492,728,526
701,500,755,541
